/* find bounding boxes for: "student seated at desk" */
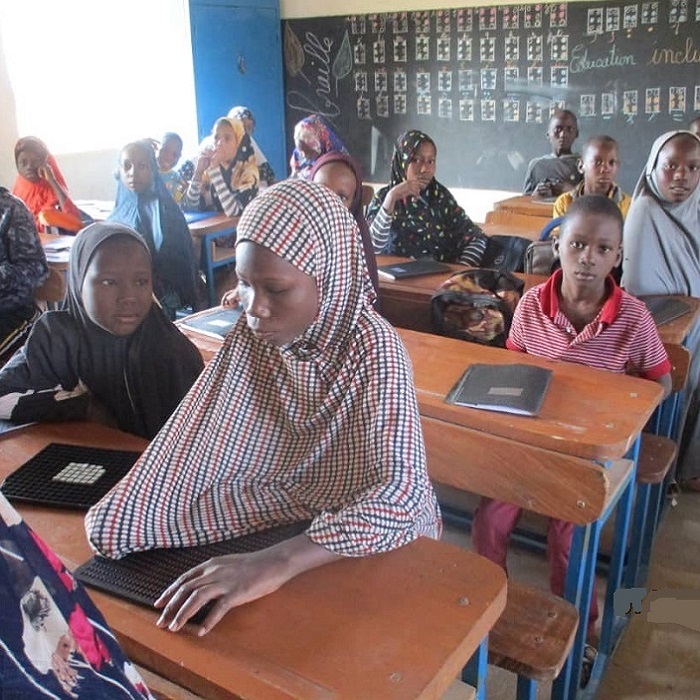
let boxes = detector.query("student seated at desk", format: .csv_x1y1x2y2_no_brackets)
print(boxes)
11,136,83,233
110,139,199,319
289,113,349,180
86,180,441,635
0,222,203,439
472,195,671,648
622,130,700,491
0,188,48,366
553,136,632,219
155,131,192,205
183,117,259,218
309,151,379,295
366,130,488,266
228,106,276,187
523,109,583,198
0,493,156,699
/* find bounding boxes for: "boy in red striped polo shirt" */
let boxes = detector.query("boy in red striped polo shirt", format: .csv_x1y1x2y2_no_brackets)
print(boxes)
472,194,671,648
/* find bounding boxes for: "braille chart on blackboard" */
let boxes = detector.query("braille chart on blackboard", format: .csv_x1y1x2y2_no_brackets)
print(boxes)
283,2,700,191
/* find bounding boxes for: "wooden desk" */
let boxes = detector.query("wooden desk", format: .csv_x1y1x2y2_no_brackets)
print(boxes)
39,231,74,271
653,295,700,345
74,199,114,222
0,422,507,700
493,194,556,218
377,255,547,334
482,211,552,241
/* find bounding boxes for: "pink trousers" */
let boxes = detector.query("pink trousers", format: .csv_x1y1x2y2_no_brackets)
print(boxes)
472,497,599,634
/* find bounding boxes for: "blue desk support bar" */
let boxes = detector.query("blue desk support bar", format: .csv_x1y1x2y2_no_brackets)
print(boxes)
552,437,638,700
200,227,237,307
462,636,489,700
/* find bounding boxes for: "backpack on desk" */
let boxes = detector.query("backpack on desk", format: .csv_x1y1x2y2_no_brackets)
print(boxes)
430,269,524,347
480,234,532,273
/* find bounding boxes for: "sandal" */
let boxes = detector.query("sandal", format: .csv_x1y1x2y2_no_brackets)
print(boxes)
580,644,598,689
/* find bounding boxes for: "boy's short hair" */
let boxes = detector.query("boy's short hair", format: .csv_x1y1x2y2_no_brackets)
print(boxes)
560,194,623,240
581,135,618,159
549,108,578,127
161,132,183,147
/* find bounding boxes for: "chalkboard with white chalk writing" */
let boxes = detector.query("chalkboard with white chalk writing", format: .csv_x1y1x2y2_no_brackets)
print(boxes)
283,2,700,192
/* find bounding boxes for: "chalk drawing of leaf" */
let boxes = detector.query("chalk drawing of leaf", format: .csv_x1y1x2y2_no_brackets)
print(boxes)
332,30,353,82
284,23,305,77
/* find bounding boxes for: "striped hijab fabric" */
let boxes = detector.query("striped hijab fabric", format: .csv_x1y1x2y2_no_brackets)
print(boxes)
86,179,440,559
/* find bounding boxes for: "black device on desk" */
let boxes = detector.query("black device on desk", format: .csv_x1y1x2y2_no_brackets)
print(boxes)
1,443,141,509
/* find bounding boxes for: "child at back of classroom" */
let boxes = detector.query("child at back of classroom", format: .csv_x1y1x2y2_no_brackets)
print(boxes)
472,195,671,652
553,135,632,219
523,109,583,198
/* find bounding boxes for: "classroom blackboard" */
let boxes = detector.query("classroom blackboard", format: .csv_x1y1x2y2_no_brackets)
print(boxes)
283,2,700,193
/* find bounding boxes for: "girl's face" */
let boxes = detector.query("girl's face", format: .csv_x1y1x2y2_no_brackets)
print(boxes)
81,237,153,336
236,241,318,347
312,161,357,210
119,145,153,194
157,138,182,172
213,122,239,164
405,141,436,189
16,148,46,181
654,135,700,203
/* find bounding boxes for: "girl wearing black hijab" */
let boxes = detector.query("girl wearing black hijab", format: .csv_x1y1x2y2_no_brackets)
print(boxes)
0,222,203,438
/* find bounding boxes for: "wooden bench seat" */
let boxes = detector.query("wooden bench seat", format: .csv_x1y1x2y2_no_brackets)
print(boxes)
489,582,578,683
636,433,678,485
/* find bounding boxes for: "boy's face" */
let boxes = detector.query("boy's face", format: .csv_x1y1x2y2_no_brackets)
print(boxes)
547,114,578,156
236,241,319,347
654,135,700,203
555,212,622,289
157,138,182,172
81,238,153,336
120,145,153,194
581,143,620,195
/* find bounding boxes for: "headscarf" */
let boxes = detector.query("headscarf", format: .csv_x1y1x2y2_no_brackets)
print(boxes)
109,140,198,306
204,117,259,194
308,151,379,295
622,130,700,296
622,130,700,481
289,115,349,180
226,107,275,186
366,130,474,262
11,136,82,232
66,222,203,438
86,180,439,558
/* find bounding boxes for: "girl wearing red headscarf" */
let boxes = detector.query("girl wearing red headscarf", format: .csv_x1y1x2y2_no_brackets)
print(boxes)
12,136,82,233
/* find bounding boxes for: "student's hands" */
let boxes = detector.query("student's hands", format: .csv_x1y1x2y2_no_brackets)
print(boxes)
193,146,215,180
154,534,340,635
37,161,56,184
221,288,239,308
383,179,425,212
533,179,554,198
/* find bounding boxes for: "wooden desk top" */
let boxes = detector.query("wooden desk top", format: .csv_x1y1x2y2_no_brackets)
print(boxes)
481,220,547,241
654,295,700,345
397,328,662,462
175,316,661,463
187,213,239,237
493,194,555,217
0,422,506,700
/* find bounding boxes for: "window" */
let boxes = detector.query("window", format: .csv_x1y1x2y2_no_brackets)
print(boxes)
0,0,199,155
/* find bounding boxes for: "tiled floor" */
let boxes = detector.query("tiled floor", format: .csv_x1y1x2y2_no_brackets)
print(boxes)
439,486,700,699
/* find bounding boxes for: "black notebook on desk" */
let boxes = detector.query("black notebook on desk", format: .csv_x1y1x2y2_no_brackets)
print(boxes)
74,522,310,624
640,296,690,326
446,363,552,417
178,307,242,339
377,258,451,280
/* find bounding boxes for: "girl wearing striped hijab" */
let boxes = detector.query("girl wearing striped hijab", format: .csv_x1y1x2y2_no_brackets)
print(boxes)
86,179,441,635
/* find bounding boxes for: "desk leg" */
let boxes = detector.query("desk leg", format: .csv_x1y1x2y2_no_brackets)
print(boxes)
462,636,488,700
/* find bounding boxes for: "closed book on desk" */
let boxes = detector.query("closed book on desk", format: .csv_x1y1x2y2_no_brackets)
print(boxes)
178,307,241,339
377,258,451,280
640,295,690,326
446,363,552,416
